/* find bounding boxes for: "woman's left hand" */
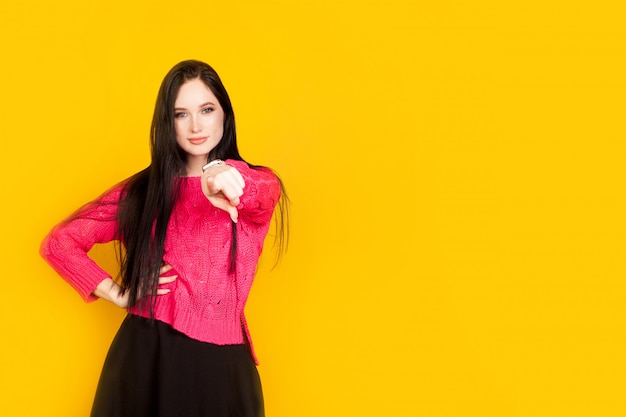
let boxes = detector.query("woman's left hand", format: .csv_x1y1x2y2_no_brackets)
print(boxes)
201,164,245,223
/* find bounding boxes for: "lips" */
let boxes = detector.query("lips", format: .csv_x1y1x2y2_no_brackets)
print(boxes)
188,137,208,145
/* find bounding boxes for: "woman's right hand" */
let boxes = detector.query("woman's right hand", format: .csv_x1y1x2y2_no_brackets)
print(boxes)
201,164,245,223
93,264,177,308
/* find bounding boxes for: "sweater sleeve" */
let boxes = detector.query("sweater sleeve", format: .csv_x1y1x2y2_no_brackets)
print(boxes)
226,159,281,225
40,186,122,302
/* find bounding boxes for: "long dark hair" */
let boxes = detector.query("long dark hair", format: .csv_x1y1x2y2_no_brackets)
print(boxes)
117,60,289,312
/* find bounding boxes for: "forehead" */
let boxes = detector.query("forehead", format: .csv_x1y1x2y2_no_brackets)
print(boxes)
175,78,219,106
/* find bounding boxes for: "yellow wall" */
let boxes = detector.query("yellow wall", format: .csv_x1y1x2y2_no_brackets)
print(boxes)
1,1,625,416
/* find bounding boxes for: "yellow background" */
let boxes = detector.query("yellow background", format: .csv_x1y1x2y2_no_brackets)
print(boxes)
1,1,625,416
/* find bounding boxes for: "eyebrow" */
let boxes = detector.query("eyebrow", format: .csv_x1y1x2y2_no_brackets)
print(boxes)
174,101,216,111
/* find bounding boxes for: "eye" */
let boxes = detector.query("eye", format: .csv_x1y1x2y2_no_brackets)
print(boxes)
174,112,187,118
201,107,214,114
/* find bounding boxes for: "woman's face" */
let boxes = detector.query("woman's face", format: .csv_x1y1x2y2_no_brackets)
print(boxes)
174,78,225,174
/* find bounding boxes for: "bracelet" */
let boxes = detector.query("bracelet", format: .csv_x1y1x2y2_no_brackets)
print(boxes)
202,159,225,172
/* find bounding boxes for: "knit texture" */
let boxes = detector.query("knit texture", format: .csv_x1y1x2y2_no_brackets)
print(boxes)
40,160,280,364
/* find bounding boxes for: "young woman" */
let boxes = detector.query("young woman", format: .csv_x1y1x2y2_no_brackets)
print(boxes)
40,59,288,417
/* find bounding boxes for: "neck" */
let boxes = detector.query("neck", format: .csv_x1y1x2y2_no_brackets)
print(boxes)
185,156,206,176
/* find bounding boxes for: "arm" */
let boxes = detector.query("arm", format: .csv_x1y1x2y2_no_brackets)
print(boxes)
40,186,122,302
41,184,178,306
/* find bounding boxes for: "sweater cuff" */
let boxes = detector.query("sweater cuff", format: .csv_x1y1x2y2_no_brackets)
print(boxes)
75,272,110,303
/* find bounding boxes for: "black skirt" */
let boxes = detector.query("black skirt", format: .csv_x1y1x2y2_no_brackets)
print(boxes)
90,315,264,417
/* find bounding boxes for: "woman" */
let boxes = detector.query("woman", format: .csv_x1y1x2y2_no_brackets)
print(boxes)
40,60,288,417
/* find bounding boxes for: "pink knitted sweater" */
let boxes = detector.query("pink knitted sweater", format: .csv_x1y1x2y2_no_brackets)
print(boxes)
40,160,280,364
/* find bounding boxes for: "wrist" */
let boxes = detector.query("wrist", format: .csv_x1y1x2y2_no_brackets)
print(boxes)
202,159,225,172
94,278,127,308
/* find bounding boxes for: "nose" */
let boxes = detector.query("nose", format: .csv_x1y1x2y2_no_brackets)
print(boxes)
190,115,201,133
